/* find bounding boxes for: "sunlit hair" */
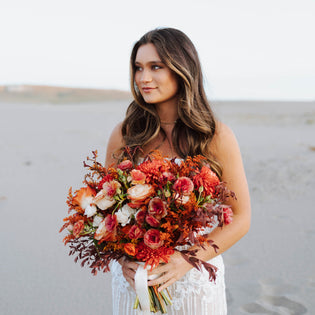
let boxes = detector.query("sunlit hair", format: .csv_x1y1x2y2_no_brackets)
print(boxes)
121,27,222,178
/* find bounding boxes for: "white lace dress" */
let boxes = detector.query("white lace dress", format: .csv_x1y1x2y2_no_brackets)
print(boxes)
111,254,227,315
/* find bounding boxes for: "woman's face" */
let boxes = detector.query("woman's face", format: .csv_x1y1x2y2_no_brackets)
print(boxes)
134,43,179,107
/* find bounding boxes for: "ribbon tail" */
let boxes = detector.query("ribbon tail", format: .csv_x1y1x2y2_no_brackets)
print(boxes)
135,264,151,315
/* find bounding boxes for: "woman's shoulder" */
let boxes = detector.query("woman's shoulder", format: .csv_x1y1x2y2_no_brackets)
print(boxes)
209,121,241,164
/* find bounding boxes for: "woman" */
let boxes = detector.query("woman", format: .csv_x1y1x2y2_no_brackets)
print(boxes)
105,28,251,315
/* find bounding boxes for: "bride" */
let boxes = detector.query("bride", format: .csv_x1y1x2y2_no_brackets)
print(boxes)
105,27,251,315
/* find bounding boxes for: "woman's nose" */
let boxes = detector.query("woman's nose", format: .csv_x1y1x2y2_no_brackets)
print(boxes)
140,69,152,83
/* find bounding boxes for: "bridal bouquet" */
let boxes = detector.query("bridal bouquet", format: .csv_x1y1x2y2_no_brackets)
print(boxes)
60,149,234,314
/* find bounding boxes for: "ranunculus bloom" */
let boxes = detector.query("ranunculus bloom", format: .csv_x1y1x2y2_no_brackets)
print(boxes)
94,214,117,241
127,184,155,201
144,229,164,249
146,214,161,227
130,169,146,185
128,225,144,239
193,166,220,196
93,190,116,210
148,197,167,220
117,160,133,171
73,187,95,211
135,209,146,224
73,220,85,238
173,177,194,196
124,243,137,256
102,180,121,197
223,206,233,225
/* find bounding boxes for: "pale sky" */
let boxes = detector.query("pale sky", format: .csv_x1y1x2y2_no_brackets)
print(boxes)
0,0,314,100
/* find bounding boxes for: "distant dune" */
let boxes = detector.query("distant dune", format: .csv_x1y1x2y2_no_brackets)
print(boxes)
0,85,132,104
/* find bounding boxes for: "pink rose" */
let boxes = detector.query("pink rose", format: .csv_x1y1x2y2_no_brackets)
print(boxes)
102,180,121,197
130,169,146,185
94,214,118,241
144,229,164,249
145,214,161,227
148,197,167,220
223,206,233,225
128,225,144,239
117,160,133,171
73,220,85,238
173,177,194,196
127,184,155,201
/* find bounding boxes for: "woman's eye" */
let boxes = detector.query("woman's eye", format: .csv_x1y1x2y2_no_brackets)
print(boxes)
152,65,162,70
135,66,142,71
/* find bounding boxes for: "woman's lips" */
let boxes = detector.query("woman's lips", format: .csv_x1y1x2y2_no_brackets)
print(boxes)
142,87,155,93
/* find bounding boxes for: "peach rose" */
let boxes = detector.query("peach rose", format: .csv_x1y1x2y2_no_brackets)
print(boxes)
144,229,164,249
73,220,85,238
127,184,155,201
102,180,121,197
93,191,116,210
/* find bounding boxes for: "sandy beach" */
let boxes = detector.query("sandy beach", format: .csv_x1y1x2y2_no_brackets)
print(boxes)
1,88,314,314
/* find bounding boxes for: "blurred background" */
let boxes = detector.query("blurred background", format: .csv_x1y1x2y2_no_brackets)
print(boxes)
0,1,314,314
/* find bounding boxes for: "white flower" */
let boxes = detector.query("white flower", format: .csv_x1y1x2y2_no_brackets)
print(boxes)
84,204,97,218
116,208,130,226
121,204,136,216
81,196,94,210
93,214,104,227
93,190,116,210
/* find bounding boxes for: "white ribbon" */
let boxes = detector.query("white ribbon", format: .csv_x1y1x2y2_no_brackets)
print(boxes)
135,263,151,314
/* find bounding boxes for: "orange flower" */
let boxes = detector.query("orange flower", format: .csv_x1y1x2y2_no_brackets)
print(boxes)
130,169,146,184
193,166,220,196
124,243,137,256
73,187,95,213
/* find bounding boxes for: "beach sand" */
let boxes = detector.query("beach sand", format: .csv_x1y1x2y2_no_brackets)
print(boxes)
0,95,314,314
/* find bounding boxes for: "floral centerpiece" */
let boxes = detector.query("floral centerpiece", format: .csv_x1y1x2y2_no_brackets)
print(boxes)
60,149,234,313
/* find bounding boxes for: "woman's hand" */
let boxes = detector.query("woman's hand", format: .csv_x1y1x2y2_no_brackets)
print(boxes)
118,257,139,291
147,251,193,292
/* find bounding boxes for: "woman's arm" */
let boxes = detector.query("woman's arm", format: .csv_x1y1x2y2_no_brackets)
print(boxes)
148,122,251,291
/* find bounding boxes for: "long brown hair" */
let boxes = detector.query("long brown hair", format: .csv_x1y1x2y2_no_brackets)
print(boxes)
121,27,222,178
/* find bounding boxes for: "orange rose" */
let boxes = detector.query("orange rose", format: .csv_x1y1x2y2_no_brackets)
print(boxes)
148,197,167,220
144,229,164,249
124,243,137,256
127,184,155,201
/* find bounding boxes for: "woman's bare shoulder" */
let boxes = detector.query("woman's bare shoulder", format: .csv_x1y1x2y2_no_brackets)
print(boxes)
105,122,125,167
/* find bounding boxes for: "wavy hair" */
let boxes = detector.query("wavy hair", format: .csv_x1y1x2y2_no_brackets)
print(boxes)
121,27,222,178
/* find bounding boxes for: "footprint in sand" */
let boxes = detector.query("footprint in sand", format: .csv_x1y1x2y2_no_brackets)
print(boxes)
241,278,307,314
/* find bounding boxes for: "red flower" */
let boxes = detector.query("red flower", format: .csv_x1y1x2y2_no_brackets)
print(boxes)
117,160,133,171
97,175,114,190
72,220,84,238
223,206,233,225
135,209,147,224
124,243,137,256
128,225,144,239
144,229,164,249
130,169,146,184
193,166,220,196
146,215,161,227
173,177,194,196
148,197,167,220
